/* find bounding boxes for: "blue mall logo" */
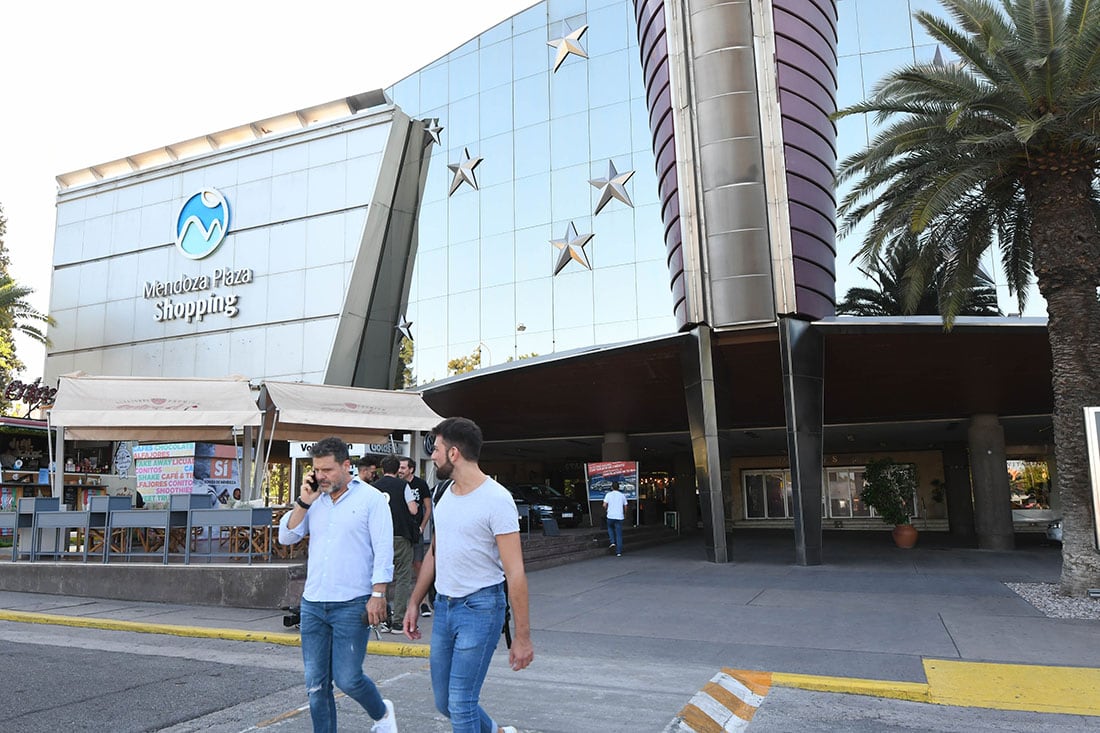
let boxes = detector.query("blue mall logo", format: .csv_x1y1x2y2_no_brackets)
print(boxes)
175,188,230,259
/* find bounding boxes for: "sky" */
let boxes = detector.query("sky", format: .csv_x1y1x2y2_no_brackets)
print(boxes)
0,0,533,379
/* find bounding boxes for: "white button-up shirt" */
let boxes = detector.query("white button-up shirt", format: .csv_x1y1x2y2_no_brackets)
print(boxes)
278,478,394,602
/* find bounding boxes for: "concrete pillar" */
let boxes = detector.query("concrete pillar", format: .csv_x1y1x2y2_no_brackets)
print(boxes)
941,443,976,542
967,414,1015,550
681,325,728,562
601,432,630,461
779,317,824,566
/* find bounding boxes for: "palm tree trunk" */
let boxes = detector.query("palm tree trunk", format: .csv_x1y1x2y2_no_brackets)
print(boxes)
1025,172,1100,596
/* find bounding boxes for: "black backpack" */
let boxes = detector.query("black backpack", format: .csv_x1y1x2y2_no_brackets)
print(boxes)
431,480,512,648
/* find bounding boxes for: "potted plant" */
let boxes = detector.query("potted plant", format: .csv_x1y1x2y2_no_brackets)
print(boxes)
861,458,919,548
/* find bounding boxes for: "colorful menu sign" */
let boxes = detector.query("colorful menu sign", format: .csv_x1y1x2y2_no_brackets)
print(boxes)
585,461,640,501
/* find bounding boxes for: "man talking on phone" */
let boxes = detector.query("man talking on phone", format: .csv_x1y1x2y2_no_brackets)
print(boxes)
279,437,399,732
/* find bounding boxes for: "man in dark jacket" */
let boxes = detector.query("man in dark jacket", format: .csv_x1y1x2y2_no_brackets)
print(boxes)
370,455,418,632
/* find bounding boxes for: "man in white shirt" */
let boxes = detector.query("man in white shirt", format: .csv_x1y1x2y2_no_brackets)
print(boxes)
402,417,532,733
279,437,399,733
603,481,629,557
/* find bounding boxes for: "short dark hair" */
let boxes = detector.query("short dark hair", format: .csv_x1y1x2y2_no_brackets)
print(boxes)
311,437,350,463
357,455,379,469
380,454,400,475
432,417,483,461
612,480,620,490
398,456,414,471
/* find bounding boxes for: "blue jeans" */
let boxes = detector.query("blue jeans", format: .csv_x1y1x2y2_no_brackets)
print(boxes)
431,583,506,733
300,596,386,732
607,518,624,552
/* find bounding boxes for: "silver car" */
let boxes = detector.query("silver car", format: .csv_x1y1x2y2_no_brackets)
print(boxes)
1046,518,1063,544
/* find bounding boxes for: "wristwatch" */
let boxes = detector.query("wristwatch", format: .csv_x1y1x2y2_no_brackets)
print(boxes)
370,591,385,598
296,497,311,510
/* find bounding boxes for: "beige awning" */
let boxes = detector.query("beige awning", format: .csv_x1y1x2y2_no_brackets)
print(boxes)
48,374,263,440
258,381,445,442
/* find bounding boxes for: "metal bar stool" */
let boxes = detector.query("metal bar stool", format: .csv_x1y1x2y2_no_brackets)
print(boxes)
17,497,60,562
103,509,171,564
187,507,273,564
86,496,133,561
32,510,92,561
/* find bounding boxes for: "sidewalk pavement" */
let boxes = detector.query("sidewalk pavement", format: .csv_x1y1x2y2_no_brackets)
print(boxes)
1,529,1099,727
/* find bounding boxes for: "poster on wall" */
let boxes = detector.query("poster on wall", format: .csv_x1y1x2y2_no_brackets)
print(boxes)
134,442,195,506
134,442,241,506
1085,407,1100,550
584,461,640,502
194,443,242,503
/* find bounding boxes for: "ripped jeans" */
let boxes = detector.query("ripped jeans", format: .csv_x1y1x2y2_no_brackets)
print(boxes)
300,596,387,732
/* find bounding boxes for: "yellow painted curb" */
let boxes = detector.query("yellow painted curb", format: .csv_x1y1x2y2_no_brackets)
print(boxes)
924,659,1100,717
0,609,430,658
771,671,931,703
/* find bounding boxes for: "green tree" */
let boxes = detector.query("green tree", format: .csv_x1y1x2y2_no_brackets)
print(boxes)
0,206,53,415
837,234,1002,316
835,0,1100,594
393,338,415,389
446,346,482,376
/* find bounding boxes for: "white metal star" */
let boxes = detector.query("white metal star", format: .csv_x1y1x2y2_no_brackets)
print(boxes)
447,147,483,195
547,24,589,73
395,315,414,342
589,160,635,215
423,118,444,147
550,222,595,275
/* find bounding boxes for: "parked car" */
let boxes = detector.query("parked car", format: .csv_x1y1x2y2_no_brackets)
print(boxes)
1046,518,1063,545
506,483,586,528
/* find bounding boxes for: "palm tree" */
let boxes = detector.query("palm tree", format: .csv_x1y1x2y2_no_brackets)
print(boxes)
0,275,52,346
835,0,1100,595
837,234,1002,316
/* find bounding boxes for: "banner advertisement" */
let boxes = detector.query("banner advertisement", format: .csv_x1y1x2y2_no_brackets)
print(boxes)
585,461,640,502
288,441,409,459
135,442,241,506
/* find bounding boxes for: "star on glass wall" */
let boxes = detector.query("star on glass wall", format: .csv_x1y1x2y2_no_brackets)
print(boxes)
550,222,595,275
589,160,635,215
423,118,444,147
395,315,414,342
547,24,589,72
447,147,483,195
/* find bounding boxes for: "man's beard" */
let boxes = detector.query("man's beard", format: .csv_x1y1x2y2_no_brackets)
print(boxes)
435,457,454,480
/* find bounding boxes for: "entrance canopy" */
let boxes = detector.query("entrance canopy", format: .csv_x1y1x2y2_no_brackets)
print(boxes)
257,381,444,442
48,374,263,440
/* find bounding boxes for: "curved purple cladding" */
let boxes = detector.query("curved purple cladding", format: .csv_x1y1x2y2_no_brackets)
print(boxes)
631,0,838,324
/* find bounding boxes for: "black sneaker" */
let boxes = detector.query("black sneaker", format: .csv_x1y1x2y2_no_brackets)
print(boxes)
420,602,433,617
609,542,616,550
376,621,391,633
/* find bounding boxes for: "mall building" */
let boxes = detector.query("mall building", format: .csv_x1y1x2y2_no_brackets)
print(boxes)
44,0,1054,563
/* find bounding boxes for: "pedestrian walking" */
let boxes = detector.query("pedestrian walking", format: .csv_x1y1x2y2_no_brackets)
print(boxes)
278,437,399,732
402,417,532,733
603,481,628,556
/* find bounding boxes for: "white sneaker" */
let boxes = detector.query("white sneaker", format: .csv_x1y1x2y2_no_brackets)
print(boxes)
371,699,398,733
499,726,519,733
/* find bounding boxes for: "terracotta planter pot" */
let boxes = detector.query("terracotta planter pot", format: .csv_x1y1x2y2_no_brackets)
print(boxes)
892,523,918,549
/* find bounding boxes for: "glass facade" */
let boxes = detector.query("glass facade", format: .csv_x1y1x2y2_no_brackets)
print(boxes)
387,0,674,385
835,0,1041,313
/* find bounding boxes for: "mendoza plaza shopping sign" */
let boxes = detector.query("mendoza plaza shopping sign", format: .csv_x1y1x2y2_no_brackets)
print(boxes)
585,461,640,502
1085,407,1100,549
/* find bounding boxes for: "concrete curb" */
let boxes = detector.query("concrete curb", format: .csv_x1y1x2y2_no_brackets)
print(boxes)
0,609,430,658
668,661,1100,729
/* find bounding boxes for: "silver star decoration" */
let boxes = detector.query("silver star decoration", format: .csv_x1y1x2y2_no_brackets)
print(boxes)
589,160,635,215
395,315,414,342
547,24,589,73
423,118,443,147
447,147,483,195
550,222,595,275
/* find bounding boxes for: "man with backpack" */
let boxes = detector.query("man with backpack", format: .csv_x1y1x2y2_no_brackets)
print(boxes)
402,417,532,733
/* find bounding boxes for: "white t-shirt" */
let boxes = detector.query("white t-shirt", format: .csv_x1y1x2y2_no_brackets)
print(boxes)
433,477,520,598
604,490,628,520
